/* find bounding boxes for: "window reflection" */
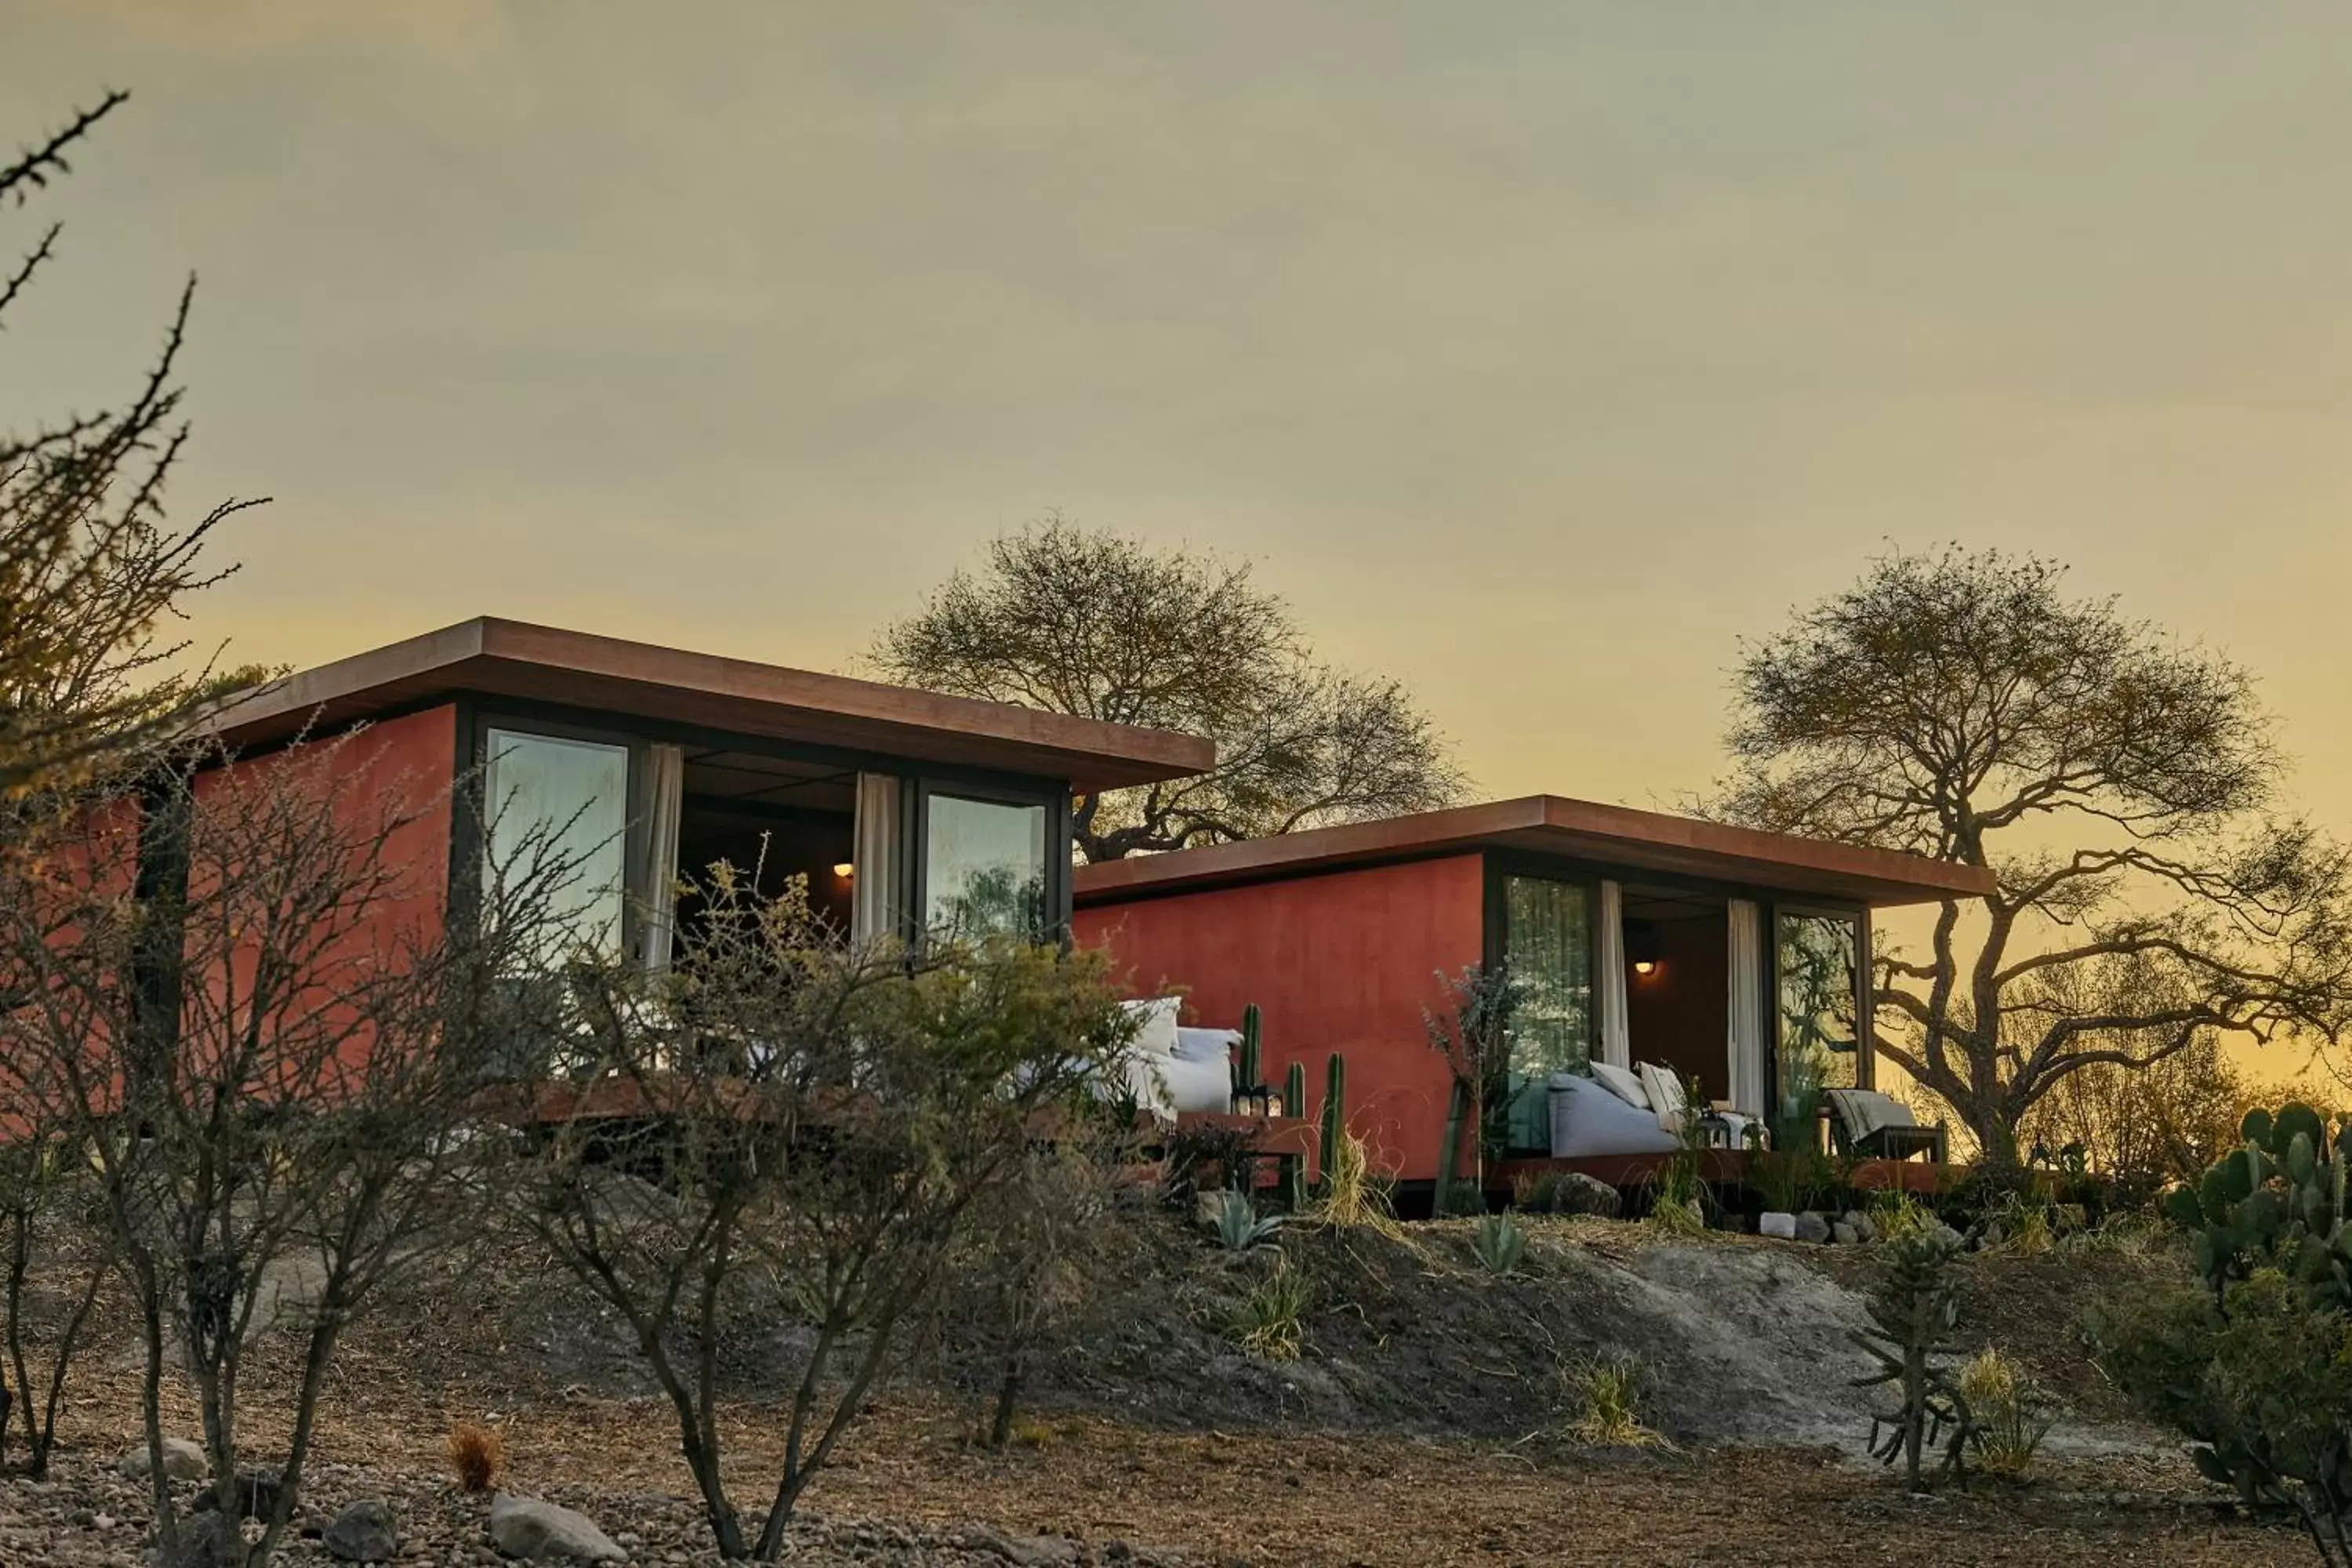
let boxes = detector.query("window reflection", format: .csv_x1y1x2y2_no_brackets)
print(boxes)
924,794,1048,938
1502,875,1592,1151
1776,911,1860,1115
485,729,630,960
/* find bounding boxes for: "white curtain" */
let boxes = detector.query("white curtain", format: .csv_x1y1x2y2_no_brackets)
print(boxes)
1596,880,1632,1069
1726,897,1767,1116
851,773,902,944
636,742,685,970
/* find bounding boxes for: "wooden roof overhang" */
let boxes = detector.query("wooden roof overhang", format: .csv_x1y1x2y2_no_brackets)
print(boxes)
200,617,1214,793
1073,795,1994,909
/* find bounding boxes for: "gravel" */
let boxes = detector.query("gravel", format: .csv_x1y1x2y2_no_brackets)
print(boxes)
0,1454,1202,1568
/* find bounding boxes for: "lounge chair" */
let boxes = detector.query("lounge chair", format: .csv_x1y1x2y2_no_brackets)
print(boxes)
1823,1087,1947,1163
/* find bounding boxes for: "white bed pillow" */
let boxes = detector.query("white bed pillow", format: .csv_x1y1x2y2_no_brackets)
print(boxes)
1588,1061,1650,1111
1636,1062,1689,1133
1121,996,1181,1059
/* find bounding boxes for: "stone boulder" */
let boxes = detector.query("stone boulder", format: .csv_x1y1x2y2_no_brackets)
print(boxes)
1793,1211,1832,1245
1831,1221,1859,1246
1842,1210,1878,1244
325,1499,398,1563
1548,1171,1624,1218
1757,1211,1797,1240
117,1436,209,1482
488,1494,627,1563
161,1509,241,1568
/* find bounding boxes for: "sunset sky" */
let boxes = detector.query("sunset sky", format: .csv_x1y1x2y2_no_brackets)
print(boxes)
8,2,2350,857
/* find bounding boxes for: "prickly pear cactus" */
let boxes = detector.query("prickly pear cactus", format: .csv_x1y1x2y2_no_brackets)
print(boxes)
2163,1103,2352,1308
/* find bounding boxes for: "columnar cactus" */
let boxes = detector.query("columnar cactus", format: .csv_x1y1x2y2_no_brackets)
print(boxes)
1283,1061,1305,1123
1318,1051,1347,1192
1236,1003,1263,1097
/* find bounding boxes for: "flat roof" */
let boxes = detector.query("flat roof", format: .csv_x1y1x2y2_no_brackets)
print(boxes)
201,618,1215,792
1073,795,1994,908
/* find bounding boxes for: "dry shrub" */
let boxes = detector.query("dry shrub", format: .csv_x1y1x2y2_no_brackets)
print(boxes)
1561,1352,1671,1449
447,1421,503,1494
1311,1129,1402,1237
1957,1349,2056,1480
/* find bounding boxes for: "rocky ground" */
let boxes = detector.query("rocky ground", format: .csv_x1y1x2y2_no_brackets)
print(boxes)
0,1446,1203,1568
0,1210,2317,1566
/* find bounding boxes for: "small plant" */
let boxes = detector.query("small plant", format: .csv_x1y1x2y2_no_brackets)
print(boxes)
1984,1190,2055,1254
448,1421,503,1494
1424,963,1527,1211
1209,1189,1286,1254
1867,1186,1938,1243
1561,1352,1668,1449
1853,1227,1976,1490
1311,1127,1400,1236
1957,1349,2056,1481
1646,1080,1715,1236
1222,1257,1312,1363
1470,1212,1528,1277
1513,1169,1564,1213
1162,1121,1263,1207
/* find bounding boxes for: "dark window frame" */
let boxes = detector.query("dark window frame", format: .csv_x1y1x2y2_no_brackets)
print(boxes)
1764,900,1874,1115
913,776,1073,944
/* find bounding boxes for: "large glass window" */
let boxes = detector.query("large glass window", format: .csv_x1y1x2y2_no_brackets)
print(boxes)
923,793,1049,939
1775,910,1862,1116
485,729,631,960
1501,875,1593,1151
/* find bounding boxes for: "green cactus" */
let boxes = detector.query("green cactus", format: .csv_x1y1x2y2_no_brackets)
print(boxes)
1236,1004,1263,1096
1281,1060,1310,1209
2169,1102,2352,1309
1318,1051,1347,1194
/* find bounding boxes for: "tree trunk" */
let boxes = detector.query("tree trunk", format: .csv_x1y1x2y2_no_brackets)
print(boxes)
988,1353,1023,1450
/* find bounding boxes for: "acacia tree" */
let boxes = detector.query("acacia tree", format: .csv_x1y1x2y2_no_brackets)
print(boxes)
2,93,262,800
0,738,570,1568
1712,546,2352,1167
872,517,1465,861
511,869,1134,1560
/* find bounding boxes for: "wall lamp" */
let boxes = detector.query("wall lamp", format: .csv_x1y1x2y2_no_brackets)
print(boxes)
1627,920,1661,978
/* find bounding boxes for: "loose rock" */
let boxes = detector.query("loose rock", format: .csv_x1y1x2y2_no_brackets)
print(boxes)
117,1436,209,1482
1793,1212,1832,1245
326,1498,399,1563
488,1492,627,1563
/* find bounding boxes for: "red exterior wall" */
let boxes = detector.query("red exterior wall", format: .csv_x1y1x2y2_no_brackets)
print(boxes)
191,704,461,957
1073,854,1486,1185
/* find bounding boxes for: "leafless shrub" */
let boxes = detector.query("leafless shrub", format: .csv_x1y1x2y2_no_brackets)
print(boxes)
506,867,1137,1561
0,737,572,1566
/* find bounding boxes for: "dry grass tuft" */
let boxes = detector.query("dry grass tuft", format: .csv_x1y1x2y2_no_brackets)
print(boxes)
1561,1352,1672,1450
447,1420,503,1494
1310,1130,1403,1239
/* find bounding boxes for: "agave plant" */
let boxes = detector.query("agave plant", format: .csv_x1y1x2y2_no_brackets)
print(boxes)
1210,1189,1286,1254
1471,1210,1529,1277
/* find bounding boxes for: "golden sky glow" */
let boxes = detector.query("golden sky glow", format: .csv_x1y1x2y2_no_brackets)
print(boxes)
7,2,2349,873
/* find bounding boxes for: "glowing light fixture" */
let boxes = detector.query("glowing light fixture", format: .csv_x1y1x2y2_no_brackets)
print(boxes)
832,862,855,879
1627,920,1661,978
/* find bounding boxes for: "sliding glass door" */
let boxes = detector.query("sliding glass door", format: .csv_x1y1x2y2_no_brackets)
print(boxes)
1499,874,1594,1152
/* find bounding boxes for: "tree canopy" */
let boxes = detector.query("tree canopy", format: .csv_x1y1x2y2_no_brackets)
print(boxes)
1,93,260,802
873,518,1465,862
1713,546,2352,1165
